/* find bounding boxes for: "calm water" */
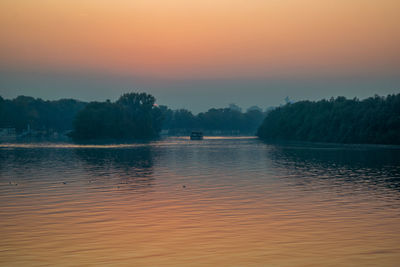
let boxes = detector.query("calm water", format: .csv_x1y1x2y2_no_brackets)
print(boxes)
1,137,400,266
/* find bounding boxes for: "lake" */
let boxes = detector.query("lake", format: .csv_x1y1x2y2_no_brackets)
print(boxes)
1,137,400,266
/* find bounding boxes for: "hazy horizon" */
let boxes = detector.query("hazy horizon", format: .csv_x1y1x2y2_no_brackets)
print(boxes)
1,70,399,113
1,0,399,112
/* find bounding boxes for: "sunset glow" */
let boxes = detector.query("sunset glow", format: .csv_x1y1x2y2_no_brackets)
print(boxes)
1,0,399,79
1,2,400,265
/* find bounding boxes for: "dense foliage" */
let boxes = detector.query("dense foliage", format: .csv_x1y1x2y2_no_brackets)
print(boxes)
159,106,266,135
0,93,266,138
0,95,86,133
257,94,400,144
71,93,163,140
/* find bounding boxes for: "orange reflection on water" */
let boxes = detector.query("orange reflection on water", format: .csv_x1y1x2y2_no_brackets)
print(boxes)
1,139,400,266
1,180,400,266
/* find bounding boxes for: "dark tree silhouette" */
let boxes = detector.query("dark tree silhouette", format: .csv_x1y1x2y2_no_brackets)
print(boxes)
0,96,86,133
71,92,163,140
257,94,400,145
158,105,266,135
0,94,266,137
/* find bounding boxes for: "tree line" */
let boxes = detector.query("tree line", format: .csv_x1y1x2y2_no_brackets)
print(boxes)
71,93,163,140
257,94,400,145
158,104,266,135
0,93,266,139
0,95,86,133
3,92,399,144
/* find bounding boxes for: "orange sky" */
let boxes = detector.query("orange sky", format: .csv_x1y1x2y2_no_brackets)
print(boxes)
1,0,399,79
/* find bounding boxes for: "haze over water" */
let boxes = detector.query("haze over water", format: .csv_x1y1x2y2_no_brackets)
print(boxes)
1,137,400,266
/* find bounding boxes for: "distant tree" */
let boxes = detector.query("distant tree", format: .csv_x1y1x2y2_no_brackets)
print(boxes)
72,92,163,140
198,108,245,132
257,94,400,145
171,109,196,130
247,105,263,112
0,96,86,133
72,101,122,139
157,103,267,135
117,92,155,111
244,109,265,133
158,105,173,129
264,107,275,113
284,96,293,104
0,96,5,127
228,103,242,113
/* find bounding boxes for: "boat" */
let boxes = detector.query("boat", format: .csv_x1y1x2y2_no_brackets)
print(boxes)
190,131,203,140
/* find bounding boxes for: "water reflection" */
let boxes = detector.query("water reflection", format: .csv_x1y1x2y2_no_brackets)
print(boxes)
1,138,400,266
0,145,157,194
266,142,400,193
75,146,155,191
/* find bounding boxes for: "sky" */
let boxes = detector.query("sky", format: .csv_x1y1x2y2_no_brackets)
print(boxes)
0,0,399,112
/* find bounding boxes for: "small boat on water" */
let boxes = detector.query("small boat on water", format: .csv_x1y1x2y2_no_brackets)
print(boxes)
190,131,203,140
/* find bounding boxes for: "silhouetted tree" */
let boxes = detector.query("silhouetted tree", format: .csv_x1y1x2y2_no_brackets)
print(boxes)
257,94,400,145
71,92,163,140
0,96,86,133
247,105,263,112
158,104,267,135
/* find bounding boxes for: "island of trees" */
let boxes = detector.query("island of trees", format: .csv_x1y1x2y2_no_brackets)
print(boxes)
71,93,163,140
257,94,400,145
0,92,266,140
